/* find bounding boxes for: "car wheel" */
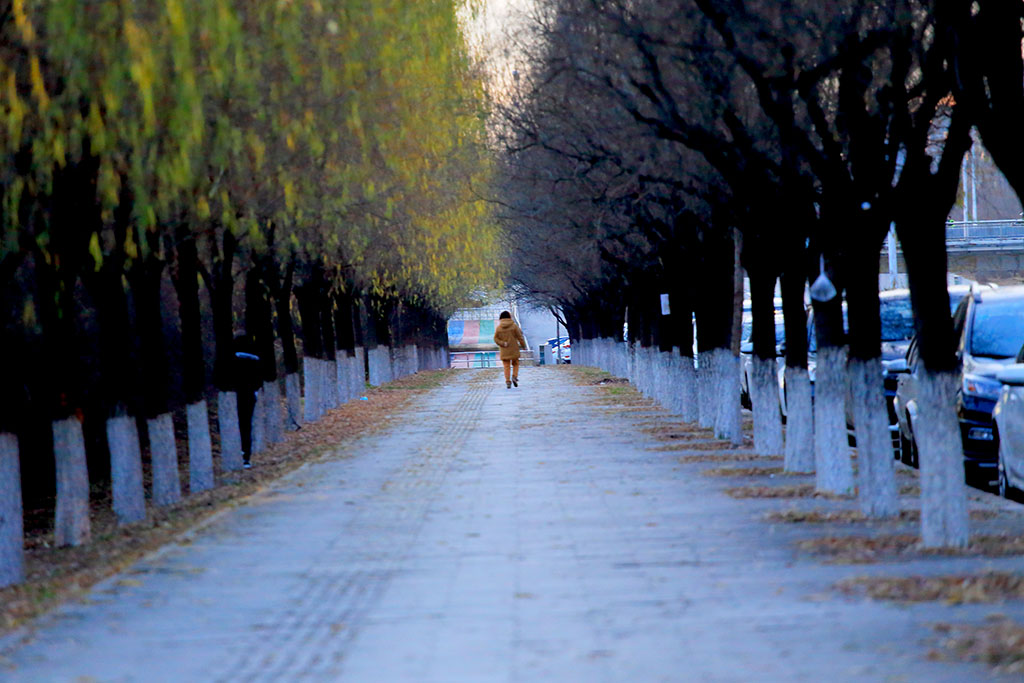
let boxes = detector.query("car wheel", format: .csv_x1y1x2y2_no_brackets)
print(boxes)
901,420,919,468
899,431,913,467
998,436,1020,501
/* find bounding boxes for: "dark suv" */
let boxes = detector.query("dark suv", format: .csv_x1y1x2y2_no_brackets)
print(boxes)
895,285,1024,484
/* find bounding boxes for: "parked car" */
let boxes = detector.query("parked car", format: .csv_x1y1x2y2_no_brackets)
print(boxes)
994,359,1024,499
776,289,937,450
548,336,571,363
739,313,785,409
894,285,1024,486
875,290,918,451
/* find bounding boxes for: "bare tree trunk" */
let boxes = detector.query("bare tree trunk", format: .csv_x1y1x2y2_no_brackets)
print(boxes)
813,347,852,488
850,357,899,516
0,433,24,587
303,357,322,422
187,400,215,494
714,349,742,444
697,351,714,428
674,350,698,423
107,415,146,524
751,358,784,455
917,371,969,547
53,417,90,547
284,374,302,431
217,391,244,471
784,367,815,472
148,414,181,507
353,347,366,398
263,380,284,444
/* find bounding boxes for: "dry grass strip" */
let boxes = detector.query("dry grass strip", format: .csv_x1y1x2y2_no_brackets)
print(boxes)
930,617,1024,674
564,365,617,386
592,396,655,408
0,369,450,635
677,453,783,463
765,508,1000,524
701,466,789,477
725,484,851,500
837,572,1024,604
799,533,1024,564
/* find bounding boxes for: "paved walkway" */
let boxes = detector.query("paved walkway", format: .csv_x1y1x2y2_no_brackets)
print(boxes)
1,368,1019,681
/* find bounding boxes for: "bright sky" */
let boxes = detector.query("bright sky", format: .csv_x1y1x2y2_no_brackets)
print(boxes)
466,0,535,77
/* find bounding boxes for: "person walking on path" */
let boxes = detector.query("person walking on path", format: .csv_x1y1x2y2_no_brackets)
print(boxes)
493,310,527,389
232,335,263,468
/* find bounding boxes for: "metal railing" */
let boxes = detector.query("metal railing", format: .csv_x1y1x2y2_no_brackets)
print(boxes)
945,219,1024,241
449,351,499,368
449,350,537,369
450,306,508,321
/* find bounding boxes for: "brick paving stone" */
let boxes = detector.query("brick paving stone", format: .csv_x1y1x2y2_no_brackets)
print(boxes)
1,368,1021,681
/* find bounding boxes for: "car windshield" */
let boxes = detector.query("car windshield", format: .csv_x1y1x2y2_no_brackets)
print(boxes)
879,297,915,341
969,300,1024,358
949,291,968,311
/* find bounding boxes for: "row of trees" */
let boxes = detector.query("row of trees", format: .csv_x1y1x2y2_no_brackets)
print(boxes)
0,0,499,587
498,0,1024,547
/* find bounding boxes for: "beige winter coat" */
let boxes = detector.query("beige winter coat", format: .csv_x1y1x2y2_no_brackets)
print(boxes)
493,318,527,361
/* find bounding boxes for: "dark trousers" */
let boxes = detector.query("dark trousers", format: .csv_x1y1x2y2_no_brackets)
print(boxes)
237,390,256,459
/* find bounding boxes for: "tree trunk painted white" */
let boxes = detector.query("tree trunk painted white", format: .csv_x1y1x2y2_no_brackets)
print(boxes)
812,347,853,490
353,348,366,397
622,344,630,387
322,359,338,411
147,413,181,507
641,347,653,395
53,417,91,547
303,356,321,423
251,387,266,454
697,350,714,428
341,356,354,402
714,349,742,445
915,370,969,548
0,433,24,587
849,358,899,517
187,400,214,494
367,348,382,386
636,346,646,390
751,357,784,456
217,391,244,472
263,380,283,445
675,353,699,423
655,351,672,408
335,356,350,405
784,367,816,474
350,354,362,398
106,415,146,524
284,373,302,431
395,346,406,378
386,347,397,383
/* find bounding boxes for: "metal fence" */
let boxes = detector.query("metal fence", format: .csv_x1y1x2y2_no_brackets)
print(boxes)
449,351,499,368
449,350,537,369
945,219,1024,241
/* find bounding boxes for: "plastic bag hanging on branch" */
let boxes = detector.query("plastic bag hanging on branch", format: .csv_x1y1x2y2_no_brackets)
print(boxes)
810,254,837,303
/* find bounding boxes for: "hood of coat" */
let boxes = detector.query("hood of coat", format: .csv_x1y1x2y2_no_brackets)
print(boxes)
497,318,516,331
